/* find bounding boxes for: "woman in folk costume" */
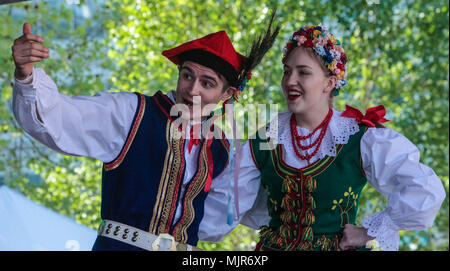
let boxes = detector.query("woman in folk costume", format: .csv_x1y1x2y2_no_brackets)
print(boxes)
11,12,279,250
206,24,446,251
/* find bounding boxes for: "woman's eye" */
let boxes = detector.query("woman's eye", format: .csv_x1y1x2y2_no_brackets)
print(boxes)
203,81,213,88
283,70,291,75
183,73,192,80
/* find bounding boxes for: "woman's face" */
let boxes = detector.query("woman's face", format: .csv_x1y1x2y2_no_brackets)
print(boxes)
281,47,335,115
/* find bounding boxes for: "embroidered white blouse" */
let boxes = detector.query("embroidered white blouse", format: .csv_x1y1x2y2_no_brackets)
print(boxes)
13,68,446,251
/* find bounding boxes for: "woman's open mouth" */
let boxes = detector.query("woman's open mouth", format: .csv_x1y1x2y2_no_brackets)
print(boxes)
287,89,303,101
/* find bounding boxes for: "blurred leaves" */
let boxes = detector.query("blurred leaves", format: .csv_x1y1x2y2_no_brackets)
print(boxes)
0,0,448,250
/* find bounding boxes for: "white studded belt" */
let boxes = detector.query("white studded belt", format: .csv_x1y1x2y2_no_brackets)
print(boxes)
97,219,199,251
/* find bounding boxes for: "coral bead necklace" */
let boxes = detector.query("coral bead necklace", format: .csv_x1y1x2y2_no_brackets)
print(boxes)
290,108,333,161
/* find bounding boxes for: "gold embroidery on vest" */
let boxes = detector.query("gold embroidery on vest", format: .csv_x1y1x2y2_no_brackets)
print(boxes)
172,132,212,243
148,121,184,235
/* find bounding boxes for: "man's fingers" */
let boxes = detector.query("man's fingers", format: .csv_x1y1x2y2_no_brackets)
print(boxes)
14,33,44,45
12,43,49,55
17,56,44,64
21,48,49,58
25,33,44,43
23,22,32,35
12,44,49,63
19,42,49,53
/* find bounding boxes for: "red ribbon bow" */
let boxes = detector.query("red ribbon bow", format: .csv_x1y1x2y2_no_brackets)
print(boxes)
341,105,389,127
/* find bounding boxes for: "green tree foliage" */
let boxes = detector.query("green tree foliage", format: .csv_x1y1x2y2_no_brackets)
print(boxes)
0,1,109,229
0,0,448,250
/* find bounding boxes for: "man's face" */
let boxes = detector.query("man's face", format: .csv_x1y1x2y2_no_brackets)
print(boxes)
175,61,233,121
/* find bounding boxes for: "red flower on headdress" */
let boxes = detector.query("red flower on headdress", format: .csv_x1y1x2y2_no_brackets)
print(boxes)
300,31,309,38
337,63,345,71
341,53,347,63
286,42,294,49
303,38,313,47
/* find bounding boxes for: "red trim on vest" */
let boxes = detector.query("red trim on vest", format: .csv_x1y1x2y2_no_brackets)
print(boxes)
160,91,175,106
292,172,307,248
152,94,174,122
104,93,146,171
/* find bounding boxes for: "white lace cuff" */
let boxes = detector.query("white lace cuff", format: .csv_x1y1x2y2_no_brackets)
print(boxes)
362,211,400,251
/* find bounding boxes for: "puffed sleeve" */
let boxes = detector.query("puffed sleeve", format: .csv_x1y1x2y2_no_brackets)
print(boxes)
198,141,270,242
360,127,446,251
12,67,138,162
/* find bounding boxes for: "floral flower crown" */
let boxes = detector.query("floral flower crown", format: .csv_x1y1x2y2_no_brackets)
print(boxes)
282,24,348,95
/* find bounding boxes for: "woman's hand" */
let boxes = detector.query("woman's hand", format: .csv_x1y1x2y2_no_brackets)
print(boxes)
339,224,374,250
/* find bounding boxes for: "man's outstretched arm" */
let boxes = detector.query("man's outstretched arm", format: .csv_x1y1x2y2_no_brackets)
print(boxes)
12,23,138,163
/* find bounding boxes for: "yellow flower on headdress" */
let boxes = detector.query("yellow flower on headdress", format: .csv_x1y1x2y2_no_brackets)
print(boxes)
328,61,337,71
337,70,345,79
329,35,337,45
313,30,321,39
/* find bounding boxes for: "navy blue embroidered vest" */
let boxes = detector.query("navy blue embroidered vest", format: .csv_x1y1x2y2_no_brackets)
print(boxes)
92,91,230,250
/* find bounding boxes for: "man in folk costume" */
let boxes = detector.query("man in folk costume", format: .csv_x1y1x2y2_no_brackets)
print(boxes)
11,13,279,250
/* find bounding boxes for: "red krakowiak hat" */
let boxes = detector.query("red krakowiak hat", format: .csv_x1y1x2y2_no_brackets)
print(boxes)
162,31,247,87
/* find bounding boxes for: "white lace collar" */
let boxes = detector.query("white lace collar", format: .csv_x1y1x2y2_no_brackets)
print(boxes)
265,109,360,160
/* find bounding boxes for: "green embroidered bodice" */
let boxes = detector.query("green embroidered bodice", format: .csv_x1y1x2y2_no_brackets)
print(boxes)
250,124,368,251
